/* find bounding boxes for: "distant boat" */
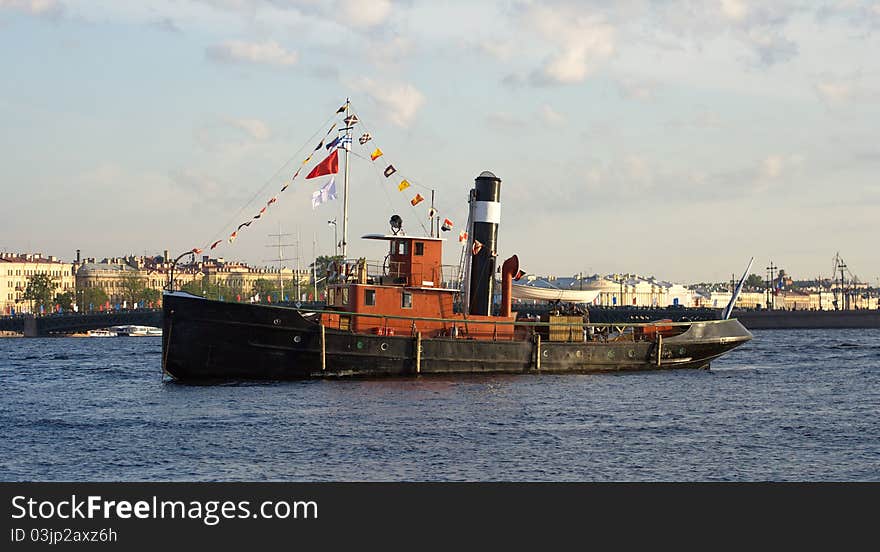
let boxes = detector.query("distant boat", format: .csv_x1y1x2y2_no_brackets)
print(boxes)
116,325,162,337
87,329,116,338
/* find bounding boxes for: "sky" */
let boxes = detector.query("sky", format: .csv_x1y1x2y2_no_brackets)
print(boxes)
1,0,878,285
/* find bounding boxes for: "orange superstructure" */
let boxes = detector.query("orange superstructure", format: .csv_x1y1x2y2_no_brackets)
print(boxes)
321,234,516,340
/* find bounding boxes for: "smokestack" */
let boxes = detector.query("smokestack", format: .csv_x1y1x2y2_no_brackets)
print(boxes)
76,249,81,264
500,255,518,318
164,250,170,263
468,171,502,316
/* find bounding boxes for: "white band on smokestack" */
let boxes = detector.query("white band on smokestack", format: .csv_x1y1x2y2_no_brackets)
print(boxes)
474,201,501,224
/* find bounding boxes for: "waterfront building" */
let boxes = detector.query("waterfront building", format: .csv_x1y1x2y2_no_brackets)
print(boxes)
520,274,696,308
73,253,312,306
0,252,76,314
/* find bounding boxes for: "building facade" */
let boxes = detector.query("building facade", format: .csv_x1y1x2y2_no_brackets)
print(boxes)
0,253,76,314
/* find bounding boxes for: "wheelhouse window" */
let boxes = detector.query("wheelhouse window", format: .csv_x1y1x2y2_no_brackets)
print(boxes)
395,240,408,255
401,292,412,309
365,289,376,306
414,242,424,256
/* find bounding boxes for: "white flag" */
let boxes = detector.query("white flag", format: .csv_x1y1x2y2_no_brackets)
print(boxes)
312,176,337,209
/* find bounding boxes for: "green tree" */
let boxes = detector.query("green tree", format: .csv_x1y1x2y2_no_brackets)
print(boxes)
252,278,281,301
81,287,109,311
744,274,764,289
120,275,144,304
24,273,56,312
55,291,76,311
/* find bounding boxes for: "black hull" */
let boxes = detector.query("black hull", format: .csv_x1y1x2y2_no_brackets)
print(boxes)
162,292,752,381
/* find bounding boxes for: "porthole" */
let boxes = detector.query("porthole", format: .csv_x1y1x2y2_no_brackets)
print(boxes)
273,318,281,326
380,343,389,351
357,341,364,350
627,349,636,359
607,350,615,360
575,350,582,358
293,335,302,343
678,347,686,356
542,349,549,358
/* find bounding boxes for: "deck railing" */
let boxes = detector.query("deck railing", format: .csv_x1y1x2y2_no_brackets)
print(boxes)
295,305,711,343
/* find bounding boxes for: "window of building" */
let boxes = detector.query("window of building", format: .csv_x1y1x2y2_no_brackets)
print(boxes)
365,289,376,306
414,242,424,256
402,292,412,309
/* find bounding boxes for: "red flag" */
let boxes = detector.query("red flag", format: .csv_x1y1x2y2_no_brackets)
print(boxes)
210,240,222,250
458,231,468,243
472,240,483,255
306,149,339,179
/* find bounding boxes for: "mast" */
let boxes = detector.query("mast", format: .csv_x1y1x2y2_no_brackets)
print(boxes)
342,98,351,259
265,223,294,302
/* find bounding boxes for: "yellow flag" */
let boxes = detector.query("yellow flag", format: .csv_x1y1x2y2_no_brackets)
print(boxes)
398,180,410,192
370,148,383,161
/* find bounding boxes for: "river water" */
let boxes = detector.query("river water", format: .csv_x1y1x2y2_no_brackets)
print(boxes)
1,329,878,481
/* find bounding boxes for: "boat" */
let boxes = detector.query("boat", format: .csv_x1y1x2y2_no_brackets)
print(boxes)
161,101,752,380
87,329,117,338
116,325,162,337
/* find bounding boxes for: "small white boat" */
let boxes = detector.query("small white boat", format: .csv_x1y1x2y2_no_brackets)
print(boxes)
87,329,117,338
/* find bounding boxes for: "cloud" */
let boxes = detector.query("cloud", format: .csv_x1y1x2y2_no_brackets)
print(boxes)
477,38,515,62
758,153,805,180
0,0,63,17
525,6,615,85
150,17,181,34
720,0,749,22
337,0,392,28
352,78,425,127
743,26,797,66
814,77,857,107
206,40,299,67
539,105,564,127
226,118,271,141
366,35,413,67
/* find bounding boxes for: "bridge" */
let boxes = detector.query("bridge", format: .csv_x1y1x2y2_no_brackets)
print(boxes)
0,301,328,337
0,310,163,337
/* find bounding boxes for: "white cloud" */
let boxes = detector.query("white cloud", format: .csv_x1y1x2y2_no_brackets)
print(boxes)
525,6,615,85
337,0,392,28
720,0,749,22
226,118,271,141
539,105,564,127
815,78,856,106
353,78,425,128
206,40,299,67
478,38,515,62
0,0,63,17
759,153,804,179
367,36,413,67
